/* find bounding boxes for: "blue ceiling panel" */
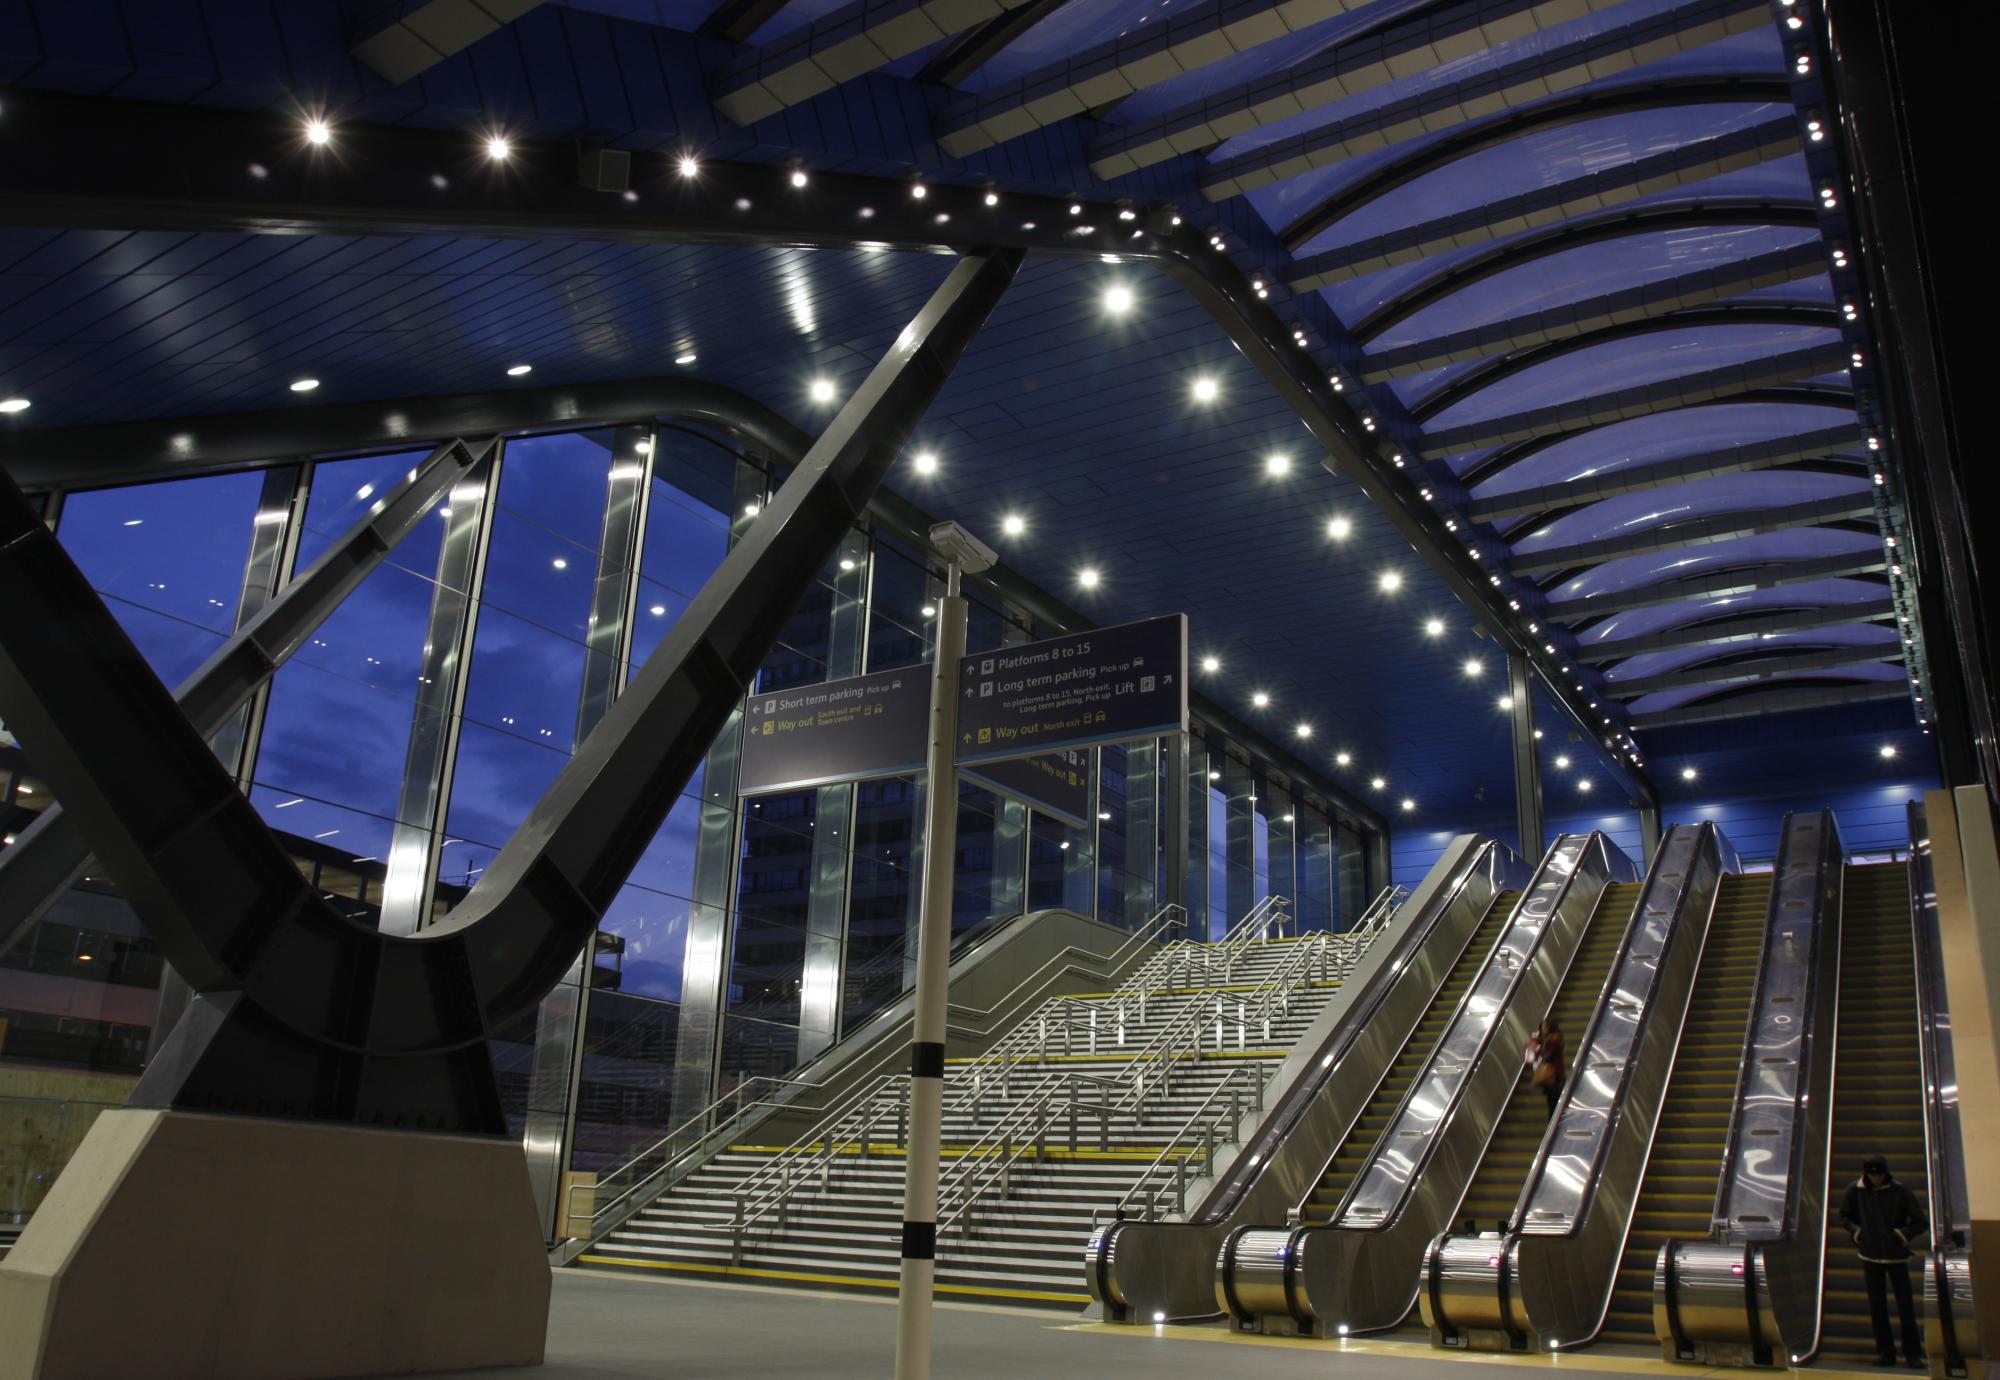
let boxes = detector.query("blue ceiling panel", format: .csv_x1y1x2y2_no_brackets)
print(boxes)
1375,226,1824,350
1547,527,1880,606
0,229,959,427
1511,470,1870,558
1467,399,1861,498
1416,320,1841,427
1576,577,1894,646
1275,103,1791,259
1318,158,1819,329
1627,660,1904,716
1606,621,1898,683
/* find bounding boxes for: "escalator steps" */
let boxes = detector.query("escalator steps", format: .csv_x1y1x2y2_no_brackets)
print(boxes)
1822,863,1926,1362
1600,873,1771,1344
1457,883,1641,1227
1307,893,1518,1219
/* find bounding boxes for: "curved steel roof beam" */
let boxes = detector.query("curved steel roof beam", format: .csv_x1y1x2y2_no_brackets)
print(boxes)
1409,302,1840,423
1156,0,1770,191
1362,240,1826,381
1512,490,1877,577
1342,199,1819,339
1629,679,1907,728
1290,113,1803,291
1579,599,1897,664
1605,642,1903,697
1468,421,1862,522
1544,550,1889,623
1419,341,1852,459
1279,75,1792,251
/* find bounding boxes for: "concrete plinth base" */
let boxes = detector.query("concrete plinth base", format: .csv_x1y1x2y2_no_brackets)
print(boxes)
0,1108,551,1379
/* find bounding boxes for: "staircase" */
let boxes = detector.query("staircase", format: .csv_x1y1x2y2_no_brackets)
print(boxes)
578,917,1377,1303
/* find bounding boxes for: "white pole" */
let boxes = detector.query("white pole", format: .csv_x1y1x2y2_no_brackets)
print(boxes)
894,563,966,1380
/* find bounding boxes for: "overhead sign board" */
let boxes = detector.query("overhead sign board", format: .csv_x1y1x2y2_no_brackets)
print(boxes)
955,615,1187,767
737,667,928,795
962,748,1090,827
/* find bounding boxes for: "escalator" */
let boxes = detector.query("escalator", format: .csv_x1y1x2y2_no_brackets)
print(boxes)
1300,890,1519,1223
1599,871,1772,1346
1821,860,1928,1364
1454,881,1642,1235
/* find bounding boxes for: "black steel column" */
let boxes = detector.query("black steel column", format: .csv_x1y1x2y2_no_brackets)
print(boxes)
1510,650,1543,860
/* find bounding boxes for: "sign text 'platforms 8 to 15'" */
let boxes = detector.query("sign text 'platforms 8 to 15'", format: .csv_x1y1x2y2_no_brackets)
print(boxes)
955,615,1188,765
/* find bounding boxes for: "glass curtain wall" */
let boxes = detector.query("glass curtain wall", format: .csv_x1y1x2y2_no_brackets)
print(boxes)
1,414,1387,1211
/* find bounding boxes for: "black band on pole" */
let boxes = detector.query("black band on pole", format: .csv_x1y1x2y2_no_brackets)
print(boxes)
901,1220,937,1260
910,1040,945,1079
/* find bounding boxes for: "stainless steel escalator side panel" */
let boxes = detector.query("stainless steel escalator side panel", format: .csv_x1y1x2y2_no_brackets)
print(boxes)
1658,809,1845,1367
1909,800,1980,1378
1425,821,1739,1353
1094,834,1531,1324
1270,832,1639,1337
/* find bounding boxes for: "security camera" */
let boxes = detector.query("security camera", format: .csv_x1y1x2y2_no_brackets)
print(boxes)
929,521,997,574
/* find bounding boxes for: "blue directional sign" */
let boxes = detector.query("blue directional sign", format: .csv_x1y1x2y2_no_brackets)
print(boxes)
738,667,929,795
955,615,1188,767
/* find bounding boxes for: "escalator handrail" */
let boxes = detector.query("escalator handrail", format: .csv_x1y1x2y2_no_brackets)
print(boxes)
1907,799,1972,1371
1708,809,1844,1242
1184,838,1519,1225
1328,832,1619,1230
1505,821,1737,1238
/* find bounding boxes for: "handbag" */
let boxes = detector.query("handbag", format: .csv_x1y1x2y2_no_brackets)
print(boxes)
1529,1059,1558,1088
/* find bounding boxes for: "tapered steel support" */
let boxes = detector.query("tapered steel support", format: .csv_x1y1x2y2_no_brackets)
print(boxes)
1510,651,1543,860
0,434,495,965
0,249,1021,1133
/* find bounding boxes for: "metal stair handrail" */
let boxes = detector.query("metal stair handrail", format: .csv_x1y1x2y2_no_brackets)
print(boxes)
1097,1062,1271,1225
943,903,1186,1092
734,911,1323,1247
562,1072,839,1238
1353,884,1409,934
936,1073,1127,1240
634,904,1190,1243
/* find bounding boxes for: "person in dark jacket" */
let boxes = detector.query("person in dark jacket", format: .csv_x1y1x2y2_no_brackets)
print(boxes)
1838,1154,1928,1367
1522,1017,1565,1117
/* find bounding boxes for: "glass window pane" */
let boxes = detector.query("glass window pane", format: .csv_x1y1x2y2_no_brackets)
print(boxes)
57,471,267,685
